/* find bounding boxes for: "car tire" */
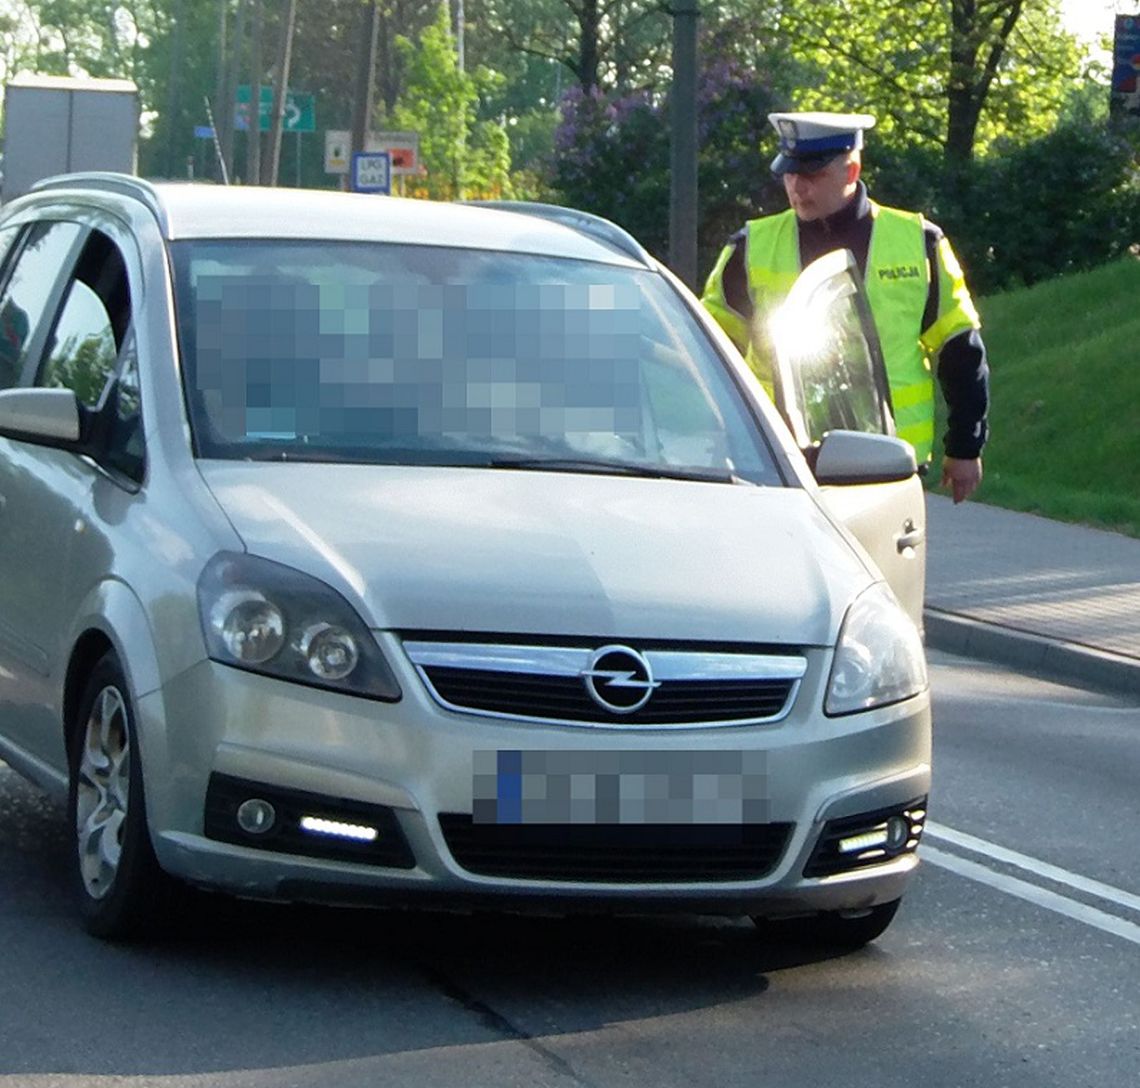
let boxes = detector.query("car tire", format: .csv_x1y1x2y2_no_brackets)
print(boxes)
752,899,901,950
67,652,174,940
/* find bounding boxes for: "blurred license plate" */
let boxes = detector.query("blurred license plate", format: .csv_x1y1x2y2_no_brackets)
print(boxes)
472,749,769,825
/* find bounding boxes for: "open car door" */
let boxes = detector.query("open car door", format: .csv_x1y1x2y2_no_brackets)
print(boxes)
768,249,927,629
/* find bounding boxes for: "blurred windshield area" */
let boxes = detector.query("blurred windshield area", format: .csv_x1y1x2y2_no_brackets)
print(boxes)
172,240,780,484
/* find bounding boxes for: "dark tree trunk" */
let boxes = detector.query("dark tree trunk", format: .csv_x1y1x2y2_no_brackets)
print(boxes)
576,0,601,92
162,0,186,177
351,0,381,154
945,0,1024,168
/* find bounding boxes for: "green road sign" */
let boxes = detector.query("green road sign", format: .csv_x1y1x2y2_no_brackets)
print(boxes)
235,85,315,133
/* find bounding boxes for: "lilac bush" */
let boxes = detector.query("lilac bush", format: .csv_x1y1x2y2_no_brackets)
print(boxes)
550,57,788,276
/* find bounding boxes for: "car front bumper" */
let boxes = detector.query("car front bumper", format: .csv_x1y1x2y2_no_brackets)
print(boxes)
141,646,932,919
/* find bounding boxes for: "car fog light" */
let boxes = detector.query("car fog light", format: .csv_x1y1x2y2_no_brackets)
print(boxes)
236,798,277,834
300,623,360,681
886,815,910,850
300,815,379,842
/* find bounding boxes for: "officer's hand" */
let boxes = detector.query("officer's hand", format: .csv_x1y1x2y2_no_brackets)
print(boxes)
941,456,982,504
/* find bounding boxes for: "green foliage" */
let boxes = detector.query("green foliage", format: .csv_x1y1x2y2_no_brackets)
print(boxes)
5,0,146,79
5,0,1132,278
968,123,1140,292
392,5,474,199
392,3,512,199
550,54,788,272
469,117,515,199
551,88,669,258
48,330,117,407
505,107,560,173
769,0,1084,163
141,0,228,180
468,0,671,94
867,121,1140,294
929,257,1140,537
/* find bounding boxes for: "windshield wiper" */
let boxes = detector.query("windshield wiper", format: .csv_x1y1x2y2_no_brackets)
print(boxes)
487,456,745,484
228,447,748,483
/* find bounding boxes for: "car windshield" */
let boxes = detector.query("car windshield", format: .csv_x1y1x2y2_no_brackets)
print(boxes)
171,240,781,485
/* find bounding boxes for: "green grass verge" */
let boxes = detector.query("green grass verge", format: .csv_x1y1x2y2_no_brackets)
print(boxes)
926,255,1140,538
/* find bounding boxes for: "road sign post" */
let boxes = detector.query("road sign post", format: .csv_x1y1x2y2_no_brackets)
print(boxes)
352,151,391,194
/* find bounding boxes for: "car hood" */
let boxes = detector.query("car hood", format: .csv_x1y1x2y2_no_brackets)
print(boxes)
196,463,872,646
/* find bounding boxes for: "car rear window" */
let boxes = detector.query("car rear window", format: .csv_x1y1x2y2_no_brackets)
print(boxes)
171,240,781,485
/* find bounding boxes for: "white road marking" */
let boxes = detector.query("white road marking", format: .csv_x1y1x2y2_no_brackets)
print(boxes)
921,847,1140,947
925,821,1140,915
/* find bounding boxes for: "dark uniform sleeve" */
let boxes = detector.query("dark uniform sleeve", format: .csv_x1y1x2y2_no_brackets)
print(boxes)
720,233,752,320
937,329,989,458
921,222,990,459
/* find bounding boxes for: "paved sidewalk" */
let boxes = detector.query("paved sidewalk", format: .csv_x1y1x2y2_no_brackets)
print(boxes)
922,494,1140,698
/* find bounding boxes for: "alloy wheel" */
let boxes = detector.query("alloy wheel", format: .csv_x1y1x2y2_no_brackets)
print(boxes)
75,685,131,900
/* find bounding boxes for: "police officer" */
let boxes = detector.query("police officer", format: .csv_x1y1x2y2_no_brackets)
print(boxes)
701,111,989,503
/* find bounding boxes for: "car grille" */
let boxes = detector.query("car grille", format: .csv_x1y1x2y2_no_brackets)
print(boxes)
439,815,793,882
403,640,806,727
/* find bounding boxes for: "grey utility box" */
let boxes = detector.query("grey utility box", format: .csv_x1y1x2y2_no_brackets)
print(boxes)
2,75,139,202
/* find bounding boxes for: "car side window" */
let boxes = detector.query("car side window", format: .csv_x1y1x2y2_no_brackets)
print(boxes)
102,337,145,484
0,225,21,276
0,221,83,392
39,230,130,408
769,249,894,451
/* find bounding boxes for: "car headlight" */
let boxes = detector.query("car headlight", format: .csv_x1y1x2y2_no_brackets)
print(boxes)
197,552,401,701
825,583,927,716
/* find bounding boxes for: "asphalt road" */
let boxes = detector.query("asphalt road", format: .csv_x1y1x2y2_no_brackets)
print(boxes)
1,650,1137,1088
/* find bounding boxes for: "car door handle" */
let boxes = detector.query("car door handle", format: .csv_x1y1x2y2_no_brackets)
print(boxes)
895,519,925,553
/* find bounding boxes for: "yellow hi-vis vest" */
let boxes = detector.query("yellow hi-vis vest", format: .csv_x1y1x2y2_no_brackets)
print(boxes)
701,201,980,463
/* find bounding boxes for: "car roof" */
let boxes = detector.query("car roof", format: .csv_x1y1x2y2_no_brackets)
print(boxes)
28,176,650,268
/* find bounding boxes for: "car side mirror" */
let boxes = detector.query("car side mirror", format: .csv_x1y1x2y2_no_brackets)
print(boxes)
0,387,83,446
813,430,917,486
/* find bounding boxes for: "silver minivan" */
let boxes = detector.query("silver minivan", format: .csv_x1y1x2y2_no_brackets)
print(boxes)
0,176,929,944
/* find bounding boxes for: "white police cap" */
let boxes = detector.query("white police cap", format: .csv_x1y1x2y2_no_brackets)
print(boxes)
767,111,876,176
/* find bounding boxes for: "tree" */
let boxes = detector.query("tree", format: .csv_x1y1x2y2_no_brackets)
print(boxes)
2,0,213,178
391,2,513,199
765,0,1084,167
551,51,788,272
469,0,671,95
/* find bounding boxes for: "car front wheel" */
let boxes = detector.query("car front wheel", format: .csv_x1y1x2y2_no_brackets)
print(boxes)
67,652,172,939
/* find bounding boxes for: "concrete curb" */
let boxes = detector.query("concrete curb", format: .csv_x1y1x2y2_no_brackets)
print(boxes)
923,607,1140,700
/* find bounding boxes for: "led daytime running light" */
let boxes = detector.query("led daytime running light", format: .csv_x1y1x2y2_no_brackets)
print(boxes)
299,815,379,842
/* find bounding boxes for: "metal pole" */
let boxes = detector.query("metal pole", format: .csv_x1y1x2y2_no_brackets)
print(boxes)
266,0,298,185
163,0,187,177
221,0,248,183
204,94,230,184
246,0,263,185
669,0,699,288
213,0,229,182
455,0,466,198
351,0,381,155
